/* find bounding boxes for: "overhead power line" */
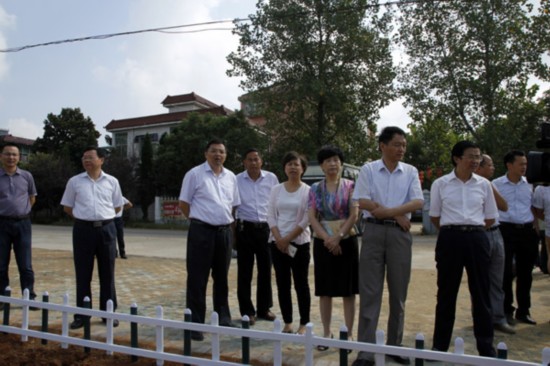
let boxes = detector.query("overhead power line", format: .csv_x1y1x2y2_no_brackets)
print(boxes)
0,0,458,53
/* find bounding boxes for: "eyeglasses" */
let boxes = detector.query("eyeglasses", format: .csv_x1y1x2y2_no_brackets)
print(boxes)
81,156,98,161
2,152,19,157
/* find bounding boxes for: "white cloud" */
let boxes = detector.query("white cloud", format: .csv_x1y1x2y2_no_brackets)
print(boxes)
6,118,42,139
0,5,16,80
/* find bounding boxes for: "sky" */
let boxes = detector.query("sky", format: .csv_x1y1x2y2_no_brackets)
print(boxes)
0,0,412,144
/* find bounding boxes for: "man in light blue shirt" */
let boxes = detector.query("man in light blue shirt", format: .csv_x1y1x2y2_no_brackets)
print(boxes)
235,149,279,325
492,150,539,325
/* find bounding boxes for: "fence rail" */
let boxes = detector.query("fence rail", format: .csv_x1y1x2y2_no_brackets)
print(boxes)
1,291,549,366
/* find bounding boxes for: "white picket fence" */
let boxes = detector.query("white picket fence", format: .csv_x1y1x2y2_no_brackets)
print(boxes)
1,291,549,366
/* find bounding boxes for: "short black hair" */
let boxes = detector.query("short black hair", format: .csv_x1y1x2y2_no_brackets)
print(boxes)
317,145,344,165
451,140,479,167
282,151,308,177
242,148,260,160
205,138,226,152
503,150,525,168
1,142,20,152
378,126,406,144
83,146,107,158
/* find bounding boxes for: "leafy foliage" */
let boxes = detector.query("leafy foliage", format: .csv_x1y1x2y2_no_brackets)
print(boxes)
32,108,100,172
154,112,267,196
227,0,395,164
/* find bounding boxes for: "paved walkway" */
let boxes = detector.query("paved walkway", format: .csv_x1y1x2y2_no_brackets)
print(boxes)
4,224,550,365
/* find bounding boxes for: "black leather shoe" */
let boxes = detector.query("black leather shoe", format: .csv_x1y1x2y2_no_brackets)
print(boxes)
190,331,204,341
505,313,516,325
351,359,374,366
102,318,120,327
388,354,411,365
257,311,276,321
515,314,537,325
120,253,128,259
70,318,85,329
494,322,516,334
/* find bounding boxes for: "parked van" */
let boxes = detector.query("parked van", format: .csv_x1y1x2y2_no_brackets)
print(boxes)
302,161,361,186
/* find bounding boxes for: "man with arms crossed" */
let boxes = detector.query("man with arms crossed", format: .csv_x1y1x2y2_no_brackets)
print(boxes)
430,141,497,357
179,139,241,341
351,126,424,366
0,143,37,307
236,148,278,325
492,150,539,325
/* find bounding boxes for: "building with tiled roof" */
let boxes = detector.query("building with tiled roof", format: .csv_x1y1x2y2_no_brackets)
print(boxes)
105,92,233,158
0,129,35,162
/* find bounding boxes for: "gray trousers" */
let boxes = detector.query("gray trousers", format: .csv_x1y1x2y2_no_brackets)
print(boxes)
356,222,412,361
485,228,506,325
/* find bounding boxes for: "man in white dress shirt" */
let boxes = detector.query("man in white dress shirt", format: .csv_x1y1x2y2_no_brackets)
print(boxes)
430,140,497,357
235,149,279,325
179,139,241,341
351,126,424,366
61,146,123,329
492,150,539,325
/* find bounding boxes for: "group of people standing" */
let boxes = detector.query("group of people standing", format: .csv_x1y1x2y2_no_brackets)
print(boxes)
1,125,546,362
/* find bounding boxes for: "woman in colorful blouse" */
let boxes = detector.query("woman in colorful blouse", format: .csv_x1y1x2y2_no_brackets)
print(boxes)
267,151,311,335
308,145,359,349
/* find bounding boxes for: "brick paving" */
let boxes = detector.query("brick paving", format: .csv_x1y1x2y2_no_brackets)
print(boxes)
3,225,549,365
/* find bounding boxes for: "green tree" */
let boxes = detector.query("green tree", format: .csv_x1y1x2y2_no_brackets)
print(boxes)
154,112,267,196
138,134,155,220
23,153,74,220
33,108,100,172
227,0,395,164
102,151,138,203
396,0,549,146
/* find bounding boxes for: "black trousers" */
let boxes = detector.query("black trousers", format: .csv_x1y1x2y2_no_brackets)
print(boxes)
271,242,311,325
499,224,539,316
114,217,126,255
72,220,117,320
186,220,232,325
432,228,494,357
236,221,273,317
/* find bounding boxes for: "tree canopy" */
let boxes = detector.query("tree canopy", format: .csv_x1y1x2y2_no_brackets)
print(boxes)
227,0,395,164
33,108,100,172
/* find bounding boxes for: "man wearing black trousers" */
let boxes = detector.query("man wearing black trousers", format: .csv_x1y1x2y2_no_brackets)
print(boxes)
429,141,498,357
61,146,123,329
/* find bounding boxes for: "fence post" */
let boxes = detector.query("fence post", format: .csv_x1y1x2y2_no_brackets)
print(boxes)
415,333,425,366
211,312,220,361
273,319,283,366
497,342,507,359
155,305,164,366
131,303,138,362
374,329,385,366
454,337,464,355
304,323,314,366
242,315,250,364
106,300,114,355
83,296,91,354
339,324,349,366
542,347,550,366
2,286,11,327
183,308,191,363
61,293,69,349
41,292,49,345
22,288,30,342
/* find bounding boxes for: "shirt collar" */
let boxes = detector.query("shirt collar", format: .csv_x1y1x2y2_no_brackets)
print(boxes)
504,174,527,185
375,159,403,173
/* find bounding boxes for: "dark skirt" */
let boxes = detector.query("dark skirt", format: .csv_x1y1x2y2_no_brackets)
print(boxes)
313,236,359,297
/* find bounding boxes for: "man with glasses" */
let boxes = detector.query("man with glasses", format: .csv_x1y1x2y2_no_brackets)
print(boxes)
430,141,497,357
179,139,241,341
492,150,539,325
0,143,37,308
61,146,123,329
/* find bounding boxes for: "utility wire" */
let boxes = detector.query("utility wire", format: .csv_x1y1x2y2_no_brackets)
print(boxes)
0,0,459,53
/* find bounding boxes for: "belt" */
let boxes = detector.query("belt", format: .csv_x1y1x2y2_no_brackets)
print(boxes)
0,215,30,221
190,219,231,231
499,222,533,229
365,217,398,227
241,220,269,229
441,225,485,232
487,225,500,232
74,218,114,228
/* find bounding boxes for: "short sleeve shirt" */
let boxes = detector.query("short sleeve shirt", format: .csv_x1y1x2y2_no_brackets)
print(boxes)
0,167,37,216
